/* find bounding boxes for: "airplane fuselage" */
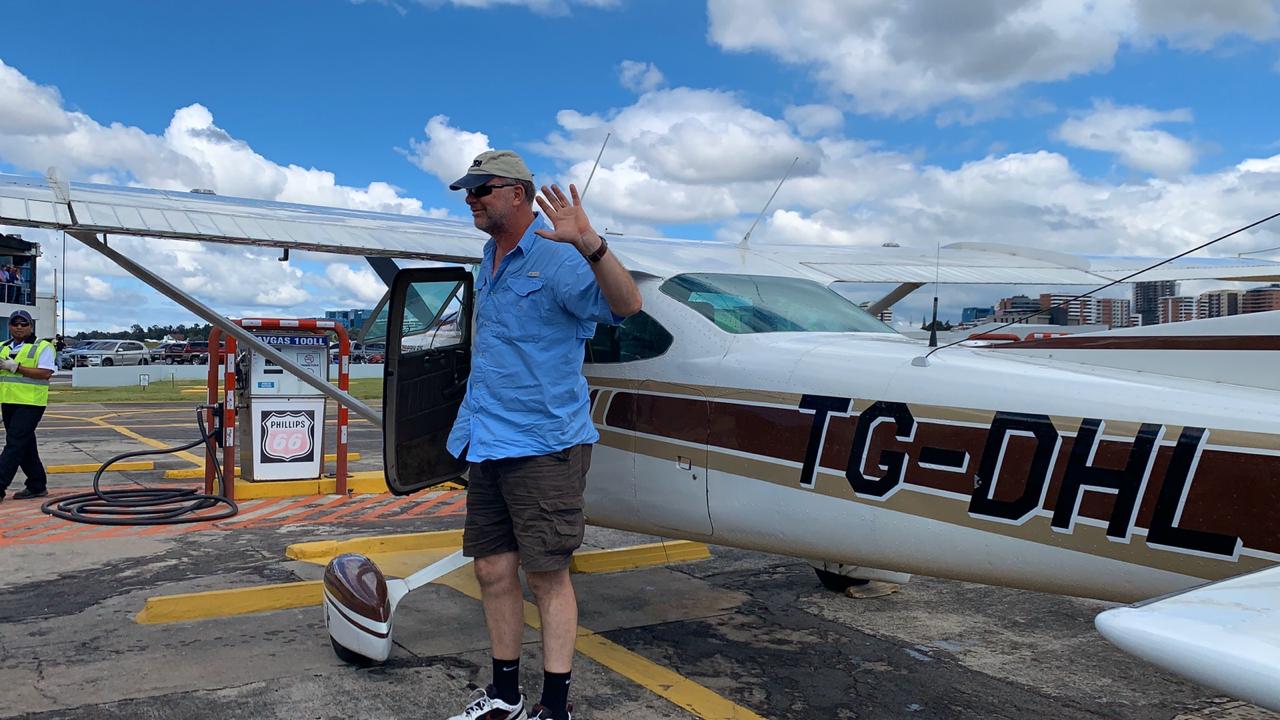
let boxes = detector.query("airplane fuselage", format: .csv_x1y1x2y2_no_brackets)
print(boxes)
582,283,1280,603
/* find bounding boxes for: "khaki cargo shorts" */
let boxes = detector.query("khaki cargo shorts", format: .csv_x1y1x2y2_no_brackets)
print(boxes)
462,444,591,573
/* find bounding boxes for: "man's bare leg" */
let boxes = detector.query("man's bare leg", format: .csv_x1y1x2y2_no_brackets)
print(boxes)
525,568,576,672
475,552,524,659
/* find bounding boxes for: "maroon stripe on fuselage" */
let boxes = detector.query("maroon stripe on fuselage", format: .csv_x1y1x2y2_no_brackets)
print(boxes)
602,390,1280,556
994,335,1280,351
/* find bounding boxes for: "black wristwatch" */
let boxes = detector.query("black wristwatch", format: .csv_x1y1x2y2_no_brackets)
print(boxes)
584,235,608,264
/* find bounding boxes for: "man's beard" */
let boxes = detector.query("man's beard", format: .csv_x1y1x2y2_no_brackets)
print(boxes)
474,207,510,235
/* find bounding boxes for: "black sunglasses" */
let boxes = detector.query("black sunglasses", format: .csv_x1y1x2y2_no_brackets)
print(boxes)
9,321,30,327
466,183,519,199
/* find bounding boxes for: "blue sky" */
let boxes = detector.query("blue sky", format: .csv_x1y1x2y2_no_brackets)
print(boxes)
1,0,1279,331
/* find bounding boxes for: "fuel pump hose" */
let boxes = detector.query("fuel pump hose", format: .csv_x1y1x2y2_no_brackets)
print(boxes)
41,407,238,525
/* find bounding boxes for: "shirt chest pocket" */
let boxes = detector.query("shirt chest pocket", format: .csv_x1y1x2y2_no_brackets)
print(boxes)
496,276,550,340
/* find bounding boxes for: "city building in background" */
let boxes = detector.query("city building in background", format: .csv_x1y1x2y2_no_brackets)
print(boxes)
961,306,995,324
1197,289,1243,319
1095,298,1134,328
1134,280,1178,326
995,295,1046,322
324,308,375,332
1039,293,1096,325
1158,296,1196,324
1242,284,1280,314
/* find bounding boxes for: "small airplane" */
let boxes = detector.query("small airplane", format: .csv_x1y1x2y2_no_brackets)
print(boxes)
3,170,1279,711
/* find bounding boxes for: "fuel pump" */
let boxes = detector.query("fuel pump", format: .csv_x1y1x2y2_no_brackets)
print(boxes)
235,331,330,482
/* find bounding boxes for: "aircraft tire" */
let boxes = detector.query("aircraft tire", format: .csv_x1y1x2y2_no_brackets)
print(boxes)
330,637,379,668
814,567,870,593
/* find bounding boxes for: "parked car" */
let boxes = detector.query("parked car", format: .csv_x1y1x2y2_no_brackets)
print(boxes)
163,340,210,364
73,340,150,367
149,341,182,363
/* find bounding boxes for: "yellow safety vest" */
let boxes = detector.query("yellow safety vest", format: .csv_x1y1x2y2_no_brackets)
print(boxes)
0,339,52,406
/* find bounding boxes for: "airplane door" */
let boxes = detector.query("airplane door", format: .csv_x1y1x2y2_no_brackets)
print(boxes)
633,381,713,536
382,267,473,495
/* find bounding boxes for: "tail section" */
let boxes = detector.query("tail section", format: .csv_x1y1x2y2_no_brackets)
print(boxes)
986,310,1280,390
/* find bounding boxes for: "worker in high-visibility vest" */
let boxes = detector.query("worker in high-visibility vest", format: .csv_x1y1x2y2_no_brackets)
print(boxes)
0,309,55,502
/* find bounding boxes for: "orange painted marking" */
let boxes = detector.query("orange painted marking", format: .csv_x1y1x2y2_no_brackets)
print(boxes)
435,494,468,516
299,493,385,524
250,495,352,528
363,495,417,520
399,490,463,518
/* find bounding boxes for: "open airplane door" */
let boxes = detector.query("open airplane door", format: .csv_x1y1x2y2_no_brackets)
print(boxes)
383,267,473,495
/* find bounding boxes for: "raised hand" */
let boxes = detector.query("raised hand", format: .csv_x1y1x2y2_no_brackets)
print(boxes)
534,183,596,251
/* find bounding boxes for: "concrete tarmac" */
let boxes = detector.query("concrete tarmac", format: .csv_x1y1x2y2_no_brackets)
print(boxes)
0,402,1274,719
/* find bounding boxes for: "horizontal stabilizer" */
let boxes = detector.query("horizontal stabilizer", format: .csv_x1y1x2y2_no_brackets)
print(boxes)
1096,565,1280,712
989,311,1280,390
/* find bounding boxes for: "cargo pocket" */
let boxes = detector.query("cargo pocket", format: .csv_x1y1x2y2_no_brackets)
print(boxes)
538,495,584,555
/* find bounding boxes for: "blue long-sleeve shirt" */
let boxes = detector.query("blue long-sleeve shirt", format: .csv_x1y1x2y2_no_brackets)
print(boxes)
446,217,621,461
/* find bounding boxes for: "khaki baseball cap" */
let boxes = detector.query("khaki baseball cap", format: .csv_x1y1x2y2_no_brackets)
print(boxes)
449,150,534,190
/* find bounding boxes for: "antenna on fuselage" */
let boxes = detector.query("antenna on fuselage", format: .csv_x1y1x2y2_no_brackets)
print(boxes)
740,156,799,249
579,132,611,201
928,243,941,348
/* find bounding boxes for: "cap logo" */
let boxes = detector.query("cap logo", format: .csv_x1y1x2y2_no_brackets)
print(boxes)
472,159,483,168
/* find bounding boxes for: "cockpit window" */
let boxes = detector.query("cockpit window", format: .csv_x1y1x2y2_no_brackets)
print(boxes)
660,273,894,334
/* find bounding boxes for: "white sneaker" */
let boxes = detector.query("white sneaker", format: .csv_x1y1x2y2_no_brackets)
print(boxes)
446,683,525,720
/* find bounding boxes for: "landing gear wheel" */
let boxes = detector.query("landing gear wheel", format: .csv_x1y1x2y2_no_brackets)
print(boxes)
330,637,379,668
814,567,870,593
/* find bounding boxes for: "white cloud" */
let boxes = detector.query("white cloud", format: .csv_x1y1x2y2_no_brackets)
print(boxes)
403,115,492,188
0,61,452,333
81,275,114,301
0,60,72,136
707,0,1280,116
1055,101,1197,176
784,104,843,137
1133,0,1280,49
324,263,389,306
618,60,666,94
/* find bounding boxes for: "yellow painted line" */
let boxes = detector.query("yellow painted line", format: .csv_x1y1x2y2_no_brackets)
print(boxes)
46,461,155,474
441,571,765,720
570,541,710,574
135,580,322,625
285,528,465,561
87,412,204,466
163,453,364,479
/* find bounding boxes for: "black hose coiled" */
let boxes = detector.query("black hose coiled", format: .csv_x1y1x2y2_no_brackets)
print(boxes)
41,408,239,525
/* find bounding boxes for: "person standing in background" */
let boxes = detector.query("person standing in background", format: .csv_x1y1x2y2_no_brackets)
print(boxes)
0,309,55,502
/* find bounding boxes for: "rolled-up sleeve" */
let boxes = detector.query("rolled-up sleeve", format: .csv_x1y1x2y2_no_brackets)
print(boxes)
554,255,623,325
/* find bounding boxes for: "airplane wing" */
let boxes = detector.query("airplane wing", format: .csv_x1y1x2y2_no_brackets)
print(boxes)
1095,565,1280,712
0,172,487,263
4,171,1280,284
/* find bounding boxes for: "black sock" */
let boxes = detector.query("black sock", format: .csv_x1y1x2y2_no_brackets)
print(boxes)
539,670,572,719
492,656,521,705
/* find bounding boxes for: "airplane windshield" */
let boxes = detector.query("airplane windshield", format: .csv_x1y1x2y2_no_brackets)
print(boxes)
660,274,895,335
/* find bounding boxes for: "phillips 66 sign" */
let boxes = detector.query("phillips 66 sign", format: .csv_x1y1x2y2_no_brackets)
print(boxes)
250,399,326,480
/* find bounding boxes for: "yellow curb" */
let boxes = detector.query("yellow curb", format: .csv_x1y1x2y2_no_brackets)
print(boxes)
135,580,322,625
163,453,363,479
569,541,711,574
229,473,388,500
285,529,465,562
46,461,155,474
440,571,765,720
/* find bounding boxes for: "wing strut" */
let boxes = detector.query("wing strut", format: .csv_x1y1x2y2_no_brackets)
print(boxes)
866,282,925,316
68,231,383,425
